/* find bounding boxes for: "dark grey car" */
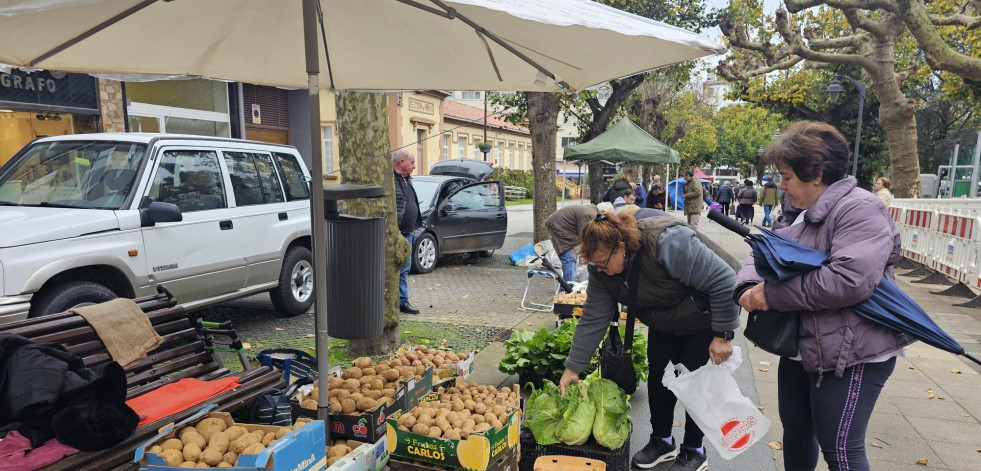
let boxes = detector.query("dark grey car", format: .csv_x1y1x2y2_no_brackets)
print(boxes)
409,175,507,273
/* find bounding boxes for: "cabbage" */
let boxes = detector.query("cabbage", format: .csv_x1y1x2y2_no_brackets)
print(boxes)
525,380,563,445
587,379,631,450
555,382,596,446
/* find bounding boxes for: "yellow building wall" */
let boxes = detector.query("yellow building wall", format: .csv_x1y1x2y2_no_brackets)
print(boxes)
318,92,342,184
442,121,532,171
395,92,443,175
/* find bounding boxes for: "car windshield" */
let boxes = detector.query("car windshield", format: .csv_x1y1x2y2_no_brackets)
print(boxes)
0,141,146,210
413,179,442,212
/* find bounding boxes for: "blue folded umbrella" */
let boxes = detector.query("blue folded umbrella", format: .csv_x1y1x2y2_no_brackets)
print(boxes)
707,209,981,366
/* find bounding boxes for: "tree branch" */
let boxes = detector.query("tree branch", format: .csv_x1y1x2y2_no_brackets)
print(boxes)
931,13,981,29
784,0,897,14
808,33,871,50
842,8,886,36
775,8,874,69
895,60,921,84
717,56,804,81
896,0,981,82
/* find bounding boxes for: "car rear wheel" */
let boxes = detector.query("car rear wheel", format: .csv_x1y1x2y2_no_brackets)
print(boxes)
270,246,314,317
478,250,495,257
29,281,117,318
412,233,439,274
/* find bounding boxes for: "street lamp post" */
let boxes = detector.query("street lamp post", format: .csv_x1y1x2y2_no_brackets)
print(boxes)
827,74,866,177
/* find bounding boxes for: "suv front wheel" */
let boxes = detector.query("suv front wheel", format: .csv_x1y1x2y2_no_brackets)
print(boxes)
29,281,117,318
270,246,314,316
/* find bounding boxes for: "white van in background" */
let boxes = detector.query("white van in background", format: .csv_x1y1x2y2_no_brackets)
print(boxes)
0,134,315,324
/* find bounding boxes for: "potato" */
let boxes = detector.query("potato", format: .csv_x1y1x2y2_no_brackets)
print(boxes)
474,403,488,415
327,456,342,467
262,431,277,447
229,434,260,454
292,421,306,430
427,426,442,438
222,451,238,465
328,444,351,458
327,377,345,390
200,447,224,466
412,423,430,435
361,367,377,376
179,431,206,450
474,423,491,433
183,443,202,462
217,463,232,468
341,398,357,414
341,367,362,380
358,376,373,386
241,443,265,455
161,449,184,467
444,429,462,440
301,399,318,410
224,426,248,442
195,418,227,441
275,427,292,439
195,461,209,468
381,369,400,382
161,438,184,451
369,378,385,390
179,427,198,440
149,445,163,454
251,430,265,440
178,461,197,468
355,357,373,369
342,379,360,392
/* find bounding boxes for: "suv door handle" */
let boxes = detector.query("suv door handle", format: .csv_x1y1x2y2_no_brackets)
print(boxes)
278,212,288,221
219,220,234,230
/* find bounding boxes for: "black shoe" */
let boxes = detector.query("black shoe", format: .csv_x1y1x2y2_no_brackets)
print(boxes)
399,302,420,314
632,437,679,469
669,446,707,471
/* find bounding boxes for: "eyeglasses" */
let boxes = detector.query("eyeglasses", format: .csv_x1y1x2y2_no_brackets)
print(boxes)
588,248,617,270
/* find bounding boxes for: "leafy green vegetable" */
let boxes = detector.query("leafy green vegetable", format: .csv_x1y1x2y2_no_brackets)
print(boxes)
556,382,596,446
587,379,632,450
524,380,564,445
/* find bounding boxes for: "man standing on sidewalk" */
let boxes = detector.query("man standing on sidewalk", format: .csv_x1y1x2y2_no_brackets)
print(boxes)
758,176,779,227
393,149,421,315
682,170,703,228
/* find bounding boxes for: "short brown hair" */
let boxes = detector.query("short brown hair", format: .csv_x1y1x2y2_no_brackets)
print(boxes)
878,177,891,189
579,211,642,260
766,121,850,185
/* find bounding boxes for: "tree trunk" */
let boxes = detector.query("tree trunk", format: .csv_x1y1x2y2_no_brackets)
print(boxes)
335,91,404,356
588,163,604,204
868,14,922,198
527,92,560,242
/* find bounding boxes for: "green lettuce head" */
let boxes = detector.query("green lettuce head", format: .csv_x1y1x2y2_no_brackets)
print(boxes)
556,381,596,446
525,380,563,445
587,379,631,450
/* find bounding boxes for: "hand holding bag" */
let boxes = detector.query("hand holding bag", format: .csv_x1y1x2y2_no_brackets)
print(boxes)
662,346,770,460
599,252,643,394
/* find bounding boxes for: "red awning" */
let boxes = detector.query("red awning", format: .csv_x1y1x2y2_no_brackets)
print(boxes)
693,167,713,181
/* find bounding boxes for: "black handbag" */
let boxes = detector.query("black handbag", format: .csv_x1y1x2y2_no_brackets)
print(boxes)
599,253,642,394
744,309,800,357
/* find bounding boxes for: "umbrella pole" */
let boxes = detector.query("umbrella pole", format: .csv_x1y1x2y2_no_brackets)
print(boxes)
964,352,981,366
303,0,330,422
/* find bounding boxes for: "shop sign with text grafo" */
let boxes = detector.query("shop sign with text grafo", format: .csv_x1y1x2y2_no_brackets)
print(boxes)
0,69,98,111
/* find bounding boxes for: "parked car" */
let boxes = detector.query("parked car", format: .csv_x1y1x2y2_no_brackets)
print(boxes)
0,133,314,323
409,162,507,273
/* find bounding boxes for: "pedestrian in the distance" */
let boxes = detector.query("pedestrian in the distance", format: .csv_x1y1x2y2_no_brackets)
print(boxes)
682,170,704,228
874,177,893,208
758,176,779,227
647,175,665,210
560,210,738,471
716,181,734,217
736,121,911,471
545,205,598,285
633,181,647,207
737,179,757,225
393,149,422,315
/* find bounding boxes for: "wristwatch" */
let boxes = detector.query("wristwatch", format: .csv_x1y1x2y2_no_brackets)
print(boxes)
713,330,735,341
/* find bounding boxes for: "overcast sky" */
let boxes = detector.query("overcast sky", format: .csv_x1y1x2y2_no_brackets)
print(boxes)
702,0,781,40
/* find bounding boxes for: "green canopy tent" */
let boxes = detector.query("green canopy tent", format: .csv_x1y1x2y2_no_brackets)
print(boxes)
563,118,680,206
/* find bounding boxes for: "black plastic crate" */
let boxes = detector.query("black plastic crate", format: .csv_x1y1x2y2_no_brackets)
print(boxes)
553,303,583,316
518,426,631,471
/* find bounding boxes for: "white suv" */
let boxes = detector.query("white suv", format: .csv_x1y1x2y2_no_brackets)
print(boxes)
0,133,315,323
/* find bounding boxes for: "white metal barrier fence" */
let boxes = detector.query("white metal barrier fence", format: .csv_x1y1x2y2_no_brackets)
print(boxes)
892,198,981,288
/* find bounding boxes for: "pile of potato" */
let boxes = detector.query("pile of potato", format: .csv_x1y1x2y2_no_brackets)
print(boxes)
393,346,469,370
299,356,425,413
326,440,357,467
394,383,518,440
146,418,305,468
555,292,587,304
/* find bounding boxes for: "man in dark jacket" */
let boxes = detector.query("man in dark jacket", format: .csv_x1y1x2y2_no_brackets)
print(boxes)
716,181,735,216
545,205,599,283
393,149,422,314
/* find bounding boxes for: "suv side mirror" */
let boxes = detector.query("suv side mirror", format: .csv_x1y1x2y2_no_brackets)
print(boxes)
139,197,182,226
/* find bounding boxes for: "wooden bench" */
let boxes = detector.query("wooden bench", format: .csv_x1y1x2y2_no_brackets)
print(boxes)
504,185,527,200
0,288,285,471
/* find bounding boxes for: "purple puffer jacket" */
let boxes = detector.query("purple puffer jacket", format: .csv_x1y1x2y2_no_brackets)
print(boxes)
735,177,913,378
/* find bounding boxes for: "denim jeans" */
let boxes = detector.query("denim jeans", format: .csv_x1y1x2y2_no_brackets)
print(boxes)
763,205,773,226
399,233,413,306
558,250,578,283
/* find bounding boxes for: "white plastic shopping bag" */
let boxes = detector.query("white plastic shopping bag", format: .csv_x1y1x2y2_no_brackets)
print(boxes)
661,346,769,460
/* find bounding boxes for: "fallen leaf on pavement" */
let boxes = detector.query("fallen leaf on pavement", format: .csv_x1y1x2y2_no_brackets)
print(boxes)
759,361,771,366
908,366,917,370
757,405,765,411
916,458,928,465
927,393,936,399
925,388,934,393
869,440,882,448
938,396,946,400
950,369,962,374
759,368,769,372
962,413,971,417
461,294,469,299
275,327,284,331
767,441,783,450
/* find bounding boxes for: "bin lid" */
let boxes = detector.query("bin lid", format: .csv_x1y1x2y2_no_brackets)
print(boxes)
324,184,386,200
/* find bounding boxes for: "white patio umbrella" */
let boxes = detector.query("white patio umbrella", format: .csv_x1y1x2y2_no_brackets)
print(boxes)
0,0,724,419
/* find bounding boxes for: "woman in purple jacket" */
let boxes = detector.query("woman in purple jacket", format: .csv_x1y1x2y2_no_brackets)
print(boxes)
735,122,912,471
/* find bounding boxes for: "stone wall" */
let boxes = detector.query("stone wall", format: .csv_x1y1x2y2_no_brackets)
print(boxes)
98,79,125,132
